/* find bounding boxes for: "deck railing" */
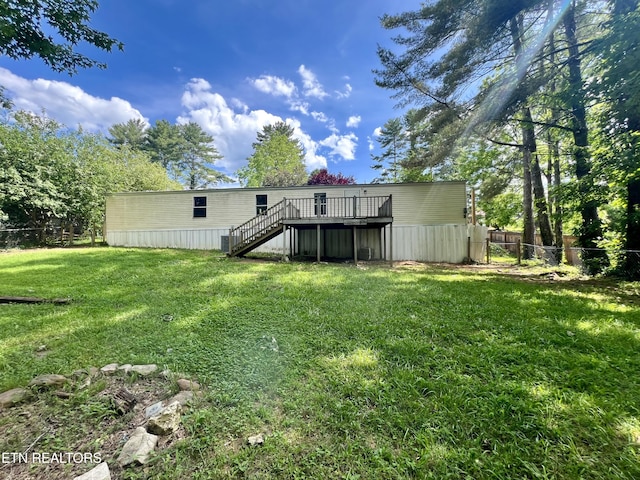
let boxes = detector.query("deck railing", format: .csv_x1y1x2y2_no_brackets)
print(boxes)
228,195,392,255
283,195,392,219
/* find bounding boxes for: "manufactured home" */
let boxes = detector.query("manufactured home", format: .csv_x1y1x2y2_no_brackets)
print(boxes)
105,182,487,263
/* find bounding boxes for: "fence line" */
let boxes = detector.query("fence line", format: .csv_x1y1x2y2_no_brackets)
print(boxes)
0,227,83,248
488,238,640,269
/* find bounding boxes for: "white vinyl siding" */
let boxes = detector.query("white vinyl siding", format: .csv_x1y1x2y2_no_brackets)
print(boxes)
105,182,467,232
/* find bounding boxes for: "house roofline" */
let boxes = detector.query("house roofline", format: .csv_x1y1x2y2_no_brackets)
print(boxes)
107,180,468,197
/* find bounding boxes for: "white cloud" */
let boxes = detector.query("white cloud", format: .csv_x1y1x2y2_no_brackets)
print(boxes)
373,127,383,137
250,75,296,98
298,64,328,99
336,83,352,99
0,67,146,130
178,78,326,172
346,115,361,128
311,111,329,123
319,132,358,161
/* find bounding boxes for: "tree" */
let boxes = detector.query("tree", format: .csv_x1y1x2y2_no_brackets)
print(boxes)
307,169,356,185
0,110,180,245
144,119,183,169
592,0,640,277
175,122,229,189
0,112,69,237
371,118,407,183
237,121,307,187
375,0,613,272
108,118,147,149
0,0,123,74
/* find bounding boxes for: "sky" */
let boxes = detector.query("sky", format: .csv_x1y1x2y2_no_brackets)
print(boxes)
0,0,421,185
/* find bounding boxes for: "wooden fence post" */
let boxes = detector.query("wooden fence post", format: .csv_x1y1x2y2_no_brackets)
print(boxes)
516,239,521,265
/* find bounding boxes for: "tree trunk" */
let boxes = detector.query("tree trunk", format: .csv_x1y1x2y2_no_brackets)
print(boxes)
562,3,609,274
522,107,554,252
625,177,640,278
552,141,563,263
522,147,535,260
511,17,552,259
546,3,563,263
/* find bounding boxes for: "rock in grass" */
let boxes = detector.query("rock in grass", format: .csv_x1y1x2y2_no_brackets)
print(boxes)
100,364,119,375
145,401,164,419
73,461,111,480
117,364,132,374
147,401,181,436
247,433,264,446
117,427,158,466
177,379,200,391
129,364,157,376
0,388,29,409
168,390,195,407
28,374,68,388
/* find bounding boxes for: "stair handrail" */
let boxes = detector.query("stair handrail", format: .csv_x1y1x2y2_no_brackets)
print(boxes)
229,199,285,252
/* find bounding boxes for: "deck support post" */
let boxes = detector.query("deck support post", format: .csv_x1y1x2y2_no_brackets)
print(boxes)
353,226,358,264
289,227,294,259
382,226,386,261
389,223,393,266
317,224,321,262
282,224,287,260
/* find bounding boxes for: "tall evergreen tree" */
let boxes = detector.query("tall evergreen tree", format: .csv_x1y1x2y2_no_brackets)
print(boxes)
176,122,228,190
371,118,407,183
108,118,147,149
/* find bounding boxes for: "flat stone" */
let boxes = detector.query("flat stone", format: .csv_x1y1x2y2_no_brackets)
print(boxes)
248,433,264,446
28,374,68,388
168,390,195,407
0,388,28,409
88,367,99,376
117,364,132,374
177,379,200,391
100,364,119,375
73,461,111,480
117,427,158,467
129,364,157,376
145,401,164,419
147,401,181,436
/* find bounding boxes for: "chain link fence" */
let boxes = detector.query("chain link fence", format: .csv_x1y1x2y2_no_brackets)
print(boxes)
486,235,640,276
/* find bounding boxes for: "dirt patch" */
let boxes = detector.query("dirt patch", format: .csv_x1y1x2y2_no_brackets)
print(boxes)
0,371,195,480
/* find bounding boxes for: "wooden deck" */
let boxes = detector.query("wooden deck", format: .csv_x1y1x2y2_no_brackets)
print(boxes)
228,195,392,258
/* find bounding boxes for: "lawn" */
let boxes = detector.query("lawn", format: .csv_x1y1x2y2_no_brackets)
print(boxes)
0,247,639,479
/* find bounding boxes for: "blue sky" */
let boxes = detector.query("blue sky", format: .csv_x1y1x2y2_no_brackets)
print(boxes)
0,0,420,184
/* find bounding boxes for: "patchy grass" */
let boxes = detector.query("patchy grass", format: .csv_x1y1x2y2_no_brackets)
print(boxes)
0,248,639,479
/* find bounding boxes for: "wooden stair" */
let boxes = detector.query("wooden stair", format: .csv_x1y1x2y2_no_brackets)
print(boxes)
227,200,286,257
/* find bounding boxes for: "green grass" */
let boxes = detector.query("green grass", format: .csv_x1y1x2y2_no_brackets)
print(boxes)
1,248,639,479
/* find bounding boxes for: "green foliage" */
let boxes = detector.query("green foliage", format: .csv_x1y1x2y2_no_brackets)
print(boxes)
144,119,183,169
371,118,406,183
175,122,228,189
237,121,307,187
107,118,147,149
0,0,123,74
108,118,230,190
0,110,180,240
481,191,522,229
